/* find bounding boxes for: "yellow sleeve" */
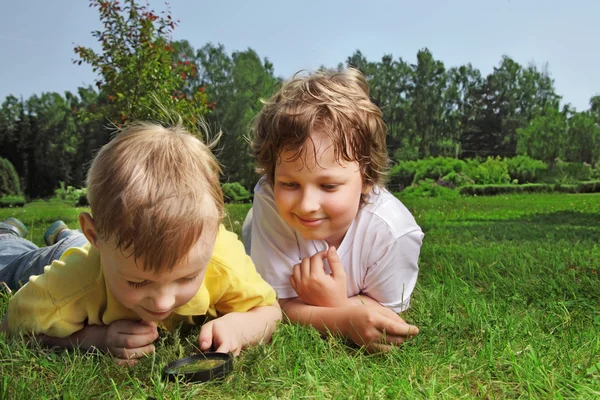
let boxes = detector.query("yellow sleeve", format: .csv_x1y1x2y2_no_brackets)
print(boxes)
206,225,277,315
7,245,104,338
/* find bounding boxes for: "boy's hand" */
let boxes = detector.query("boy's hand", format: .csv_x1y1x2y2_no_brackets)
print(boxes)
105,320,159,366
198,313,244,356
289,246,348,307
341,304,419,352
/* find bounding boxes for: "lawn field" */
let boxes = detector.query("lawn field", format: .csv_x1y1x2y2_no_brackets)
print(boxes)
1,193,599,399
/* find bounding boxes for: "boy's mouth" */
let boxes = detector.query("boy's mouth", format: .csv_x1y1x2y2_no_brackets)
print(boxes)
144,308,172,318
295,215,326,228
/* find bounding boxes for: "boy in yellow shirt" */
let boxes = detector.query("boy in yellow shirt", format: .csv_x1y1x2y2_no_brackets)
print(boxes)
0,122,281,366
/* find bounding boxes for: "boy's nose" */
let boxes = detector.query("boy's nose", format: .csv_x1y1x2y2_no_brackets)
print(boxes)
151,287,176,312
298,188,320,213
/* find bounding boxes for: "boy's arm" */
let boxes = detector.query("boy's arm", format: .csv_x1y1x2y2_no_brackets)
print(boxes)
279,296,418,352
198,302,282,355
2,313,158,366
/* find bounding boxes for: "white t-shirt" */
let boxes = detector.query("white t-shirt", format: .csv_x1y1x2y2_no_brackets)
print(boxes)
246,176,424,312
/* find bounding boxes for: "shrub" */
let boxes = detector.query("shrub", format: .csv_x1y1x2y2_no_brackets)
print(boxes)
413,157,467,183
505,156,548,183
545,159,592,183
54,182,88,206
222,182,251,203
0,157,21,196
465,156,510,185
401,179,460,199
0,195,25,208
389,160,419,189
439,171,474,188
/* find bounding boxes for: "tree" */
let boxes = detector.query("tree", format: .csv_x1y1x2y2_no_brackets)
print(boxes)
516,105,566,164
73,0,209,132
197,43,279,188
564,112,600,164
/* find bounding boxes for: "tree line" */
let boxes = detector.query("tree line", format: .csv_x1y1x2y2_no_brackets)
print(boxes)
1,0,598,198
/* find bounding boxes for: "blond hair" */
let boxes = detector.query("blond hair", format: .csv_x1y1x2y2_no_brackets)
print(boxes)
252,68,389,201
86,122,223,272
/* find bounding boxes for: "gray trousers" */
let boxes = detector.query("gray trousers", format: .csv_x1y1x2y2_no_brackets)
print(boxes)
0,227,88,291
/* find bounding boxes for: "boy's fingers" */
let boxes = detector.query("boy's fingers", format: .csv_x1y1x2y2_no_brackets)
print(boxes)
300,257,311,279
380,318,419,337
112,330,158,349
214,340,231,354
114,320,156,335
198,322,214,351
309,251,327,277
326,246,345,278
291,263,302,285
289,275,297,290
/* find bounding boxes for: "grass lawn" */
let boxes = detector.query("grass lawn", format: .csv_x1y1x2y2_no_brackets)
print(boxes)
1,193,599,398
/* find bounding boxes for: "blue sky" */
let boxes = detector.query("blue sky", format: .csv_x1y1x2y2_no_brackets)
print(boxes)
1,0,598,110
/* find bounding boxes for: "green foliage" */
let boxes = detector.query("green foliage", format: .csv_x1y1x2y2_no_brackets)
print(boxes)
505,155,548,183
546,159,592,183
73,0,209,131
400,179,460,198
564,111,600,164
439,171,474,187
413,157,467,183
0,157,21,196
464,156,510,184
197,43,279,189
389,157,467,189
389,160,419,188
516,106,566,163
54,182,88,206
0,195,25,208
222,182,251,203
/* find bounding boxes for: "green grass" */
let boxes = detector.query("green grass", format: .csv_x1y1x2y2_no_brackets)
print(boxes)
1,193,599,398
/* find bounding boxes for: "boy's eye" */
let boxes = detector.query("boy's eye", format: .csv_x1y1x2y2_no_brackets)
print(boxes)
127,281,148,289
321,184,339,191
180,275,198,284
279,182,298,189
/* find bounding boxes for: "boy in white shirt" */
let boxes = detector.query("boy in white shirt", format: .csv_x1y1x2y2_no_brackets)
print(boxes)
243,68,424,352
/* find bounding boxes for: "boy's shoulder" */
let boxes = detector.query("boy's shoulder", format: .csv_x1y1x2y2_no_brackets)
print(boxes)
208,224,250,274
357,188,421,239
24,242,103,304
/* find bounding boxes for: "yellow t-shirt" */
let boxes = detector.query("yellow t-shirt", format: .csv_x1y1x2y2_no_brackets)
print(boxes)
7,225,276,338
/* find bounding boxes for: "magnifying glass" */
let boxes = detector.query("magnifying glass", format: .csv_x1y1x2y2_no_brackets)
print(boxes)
162,352,233,383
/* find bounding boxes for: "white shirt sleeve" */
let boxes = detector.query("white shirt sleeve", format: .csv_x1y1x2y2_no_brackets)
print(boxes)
362,229,423,313
250,177,300,299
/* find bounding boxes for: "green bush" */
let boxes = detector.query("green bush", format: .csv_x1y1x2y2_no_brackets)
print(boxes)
413,157,467,183
0,157,21,196
439,171,474,188
546,160,592,183
389,160,419,189
401,179,460,199
54,182,88,206
0,195,25,208
505,156,548,183
222,182,251,203
465,156,510,185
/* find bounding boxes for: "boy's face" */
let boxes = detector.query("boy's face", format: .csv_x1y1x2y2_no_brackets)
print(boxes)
97,230,216,322
273,131,365,248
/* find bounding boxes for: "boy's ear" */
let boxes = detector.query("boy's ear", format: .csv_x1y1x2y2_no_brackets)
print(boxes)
79,212,100,248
